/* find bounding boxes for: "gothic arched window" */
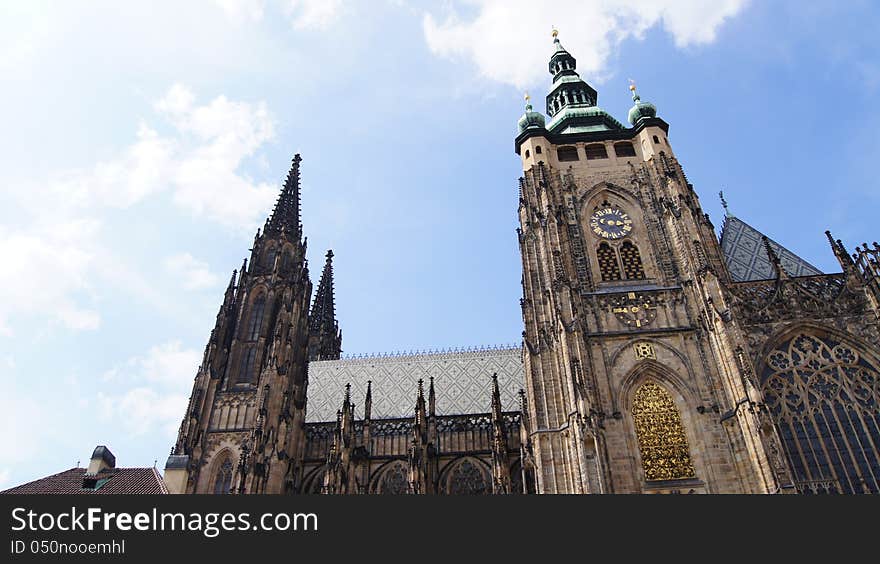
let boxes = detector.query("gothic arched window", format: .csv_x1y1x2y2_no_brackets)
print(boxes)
631,382,697,482
238,347,257,384
620,241,646,280
213,458,233,494
264,247,277,269
761,333,880,494
597,243,621,282
377,462,410,495
447,458,490,495
246,296,266,341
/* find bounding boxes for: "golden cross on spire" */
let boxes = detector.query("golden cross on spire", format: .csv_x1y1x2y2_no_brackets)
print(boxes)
551,26,558,39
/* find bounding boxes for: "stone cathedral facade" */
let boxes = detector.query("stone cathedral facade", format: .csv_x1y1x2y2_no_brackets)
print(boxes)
164,33,880,495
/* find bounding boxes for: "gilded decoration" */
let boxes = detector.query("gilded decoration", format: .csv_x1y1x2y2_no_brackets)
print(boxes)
634,342,656,360
631,382,697,481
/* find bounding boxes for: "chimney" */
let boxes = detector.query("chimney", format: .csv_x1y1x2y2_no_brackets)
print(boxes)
86,445,116,475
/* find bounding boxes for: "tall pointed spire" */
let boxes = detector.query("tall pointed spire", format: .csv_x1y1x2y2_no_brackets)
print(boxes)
308,249,342,360
266,154,303,237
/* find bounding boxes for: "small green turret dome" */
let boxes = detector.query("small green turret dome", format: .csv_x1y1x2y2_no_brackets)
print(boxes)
627,84,657,125
518,95,546,133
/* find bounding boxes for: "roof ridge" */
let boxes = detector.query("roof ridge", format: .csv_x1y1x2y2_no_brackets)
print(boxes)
335,343,521,361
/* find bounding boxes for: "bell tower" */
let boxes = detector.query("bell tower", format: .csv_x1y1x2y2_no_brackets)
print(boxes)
515,31,786,494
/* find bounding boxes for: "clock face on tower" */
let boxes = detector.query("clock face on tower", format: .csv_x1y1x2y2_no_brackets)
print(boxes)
589,208,633,240
590,208,633,239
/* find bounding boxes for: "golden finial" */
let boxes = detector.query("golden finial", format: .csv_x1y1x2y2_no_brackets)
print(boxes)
628,78,637,92
551,28,558,39
524,91,531,102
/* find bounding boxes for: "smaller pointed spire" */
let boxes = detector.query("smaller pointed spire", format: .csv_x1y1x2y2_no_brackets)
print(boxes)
491,373,503,420
364,380,373,421
762,236,788,280
428,376,436,418
308,249,342,361
719,190,732,218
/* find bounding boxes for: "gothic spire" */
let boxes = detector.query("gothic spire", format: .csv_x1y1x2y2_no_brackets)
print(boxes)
266,154,303,237
308,249,342,360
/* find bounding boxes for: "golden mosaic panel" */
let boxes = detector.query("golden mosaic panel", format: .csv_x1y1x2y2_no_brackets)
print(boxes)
632,382,696,481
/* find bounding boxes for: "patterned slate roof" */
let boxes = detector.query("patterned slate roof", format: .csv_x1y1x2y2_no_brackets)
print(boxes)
306,346,524,422
720,216,822,282
1,467,168,495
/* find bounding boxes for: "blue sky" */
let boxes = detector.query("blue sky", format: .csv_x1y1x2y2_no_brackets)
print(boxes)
1,1,878,488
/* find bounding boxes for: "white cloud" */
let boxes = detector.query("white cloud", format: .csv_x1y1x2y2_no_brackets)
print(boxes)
98,341,200,437
215,0,266,23
0,85,277,334
15,84,277,229
423,0,748,88
164,253,221,291
0,469,10,488
286,0,345,30
0,219,101,335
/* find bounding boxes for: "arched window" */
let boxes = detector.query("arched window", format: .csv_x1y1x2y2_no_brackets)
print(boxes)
447,458,490,495
376,462,410,495
585,144,608,160
620,241,646,280
761,333,880,494
614,142,637,157
264,247,276,268
535,145,542,154
524,149,530,158
597,243,621,282
653,135,660,144
246,296,266,341
557,146,579,162
238,347,257,384
632,382,696,481
213,458,233,494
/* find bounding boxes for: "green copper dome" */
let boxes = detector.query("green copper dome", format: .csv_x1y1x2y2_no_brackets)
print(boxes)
627,88,657,125
518,101,546,134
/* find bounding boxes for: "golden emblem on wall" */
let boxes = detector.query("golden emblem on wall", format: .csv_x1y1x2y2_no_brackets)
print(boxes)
634,342,656,360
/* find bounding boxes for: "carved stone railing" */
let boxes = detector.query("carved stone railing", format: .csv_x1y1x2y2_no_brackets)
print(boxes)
730,273,863,325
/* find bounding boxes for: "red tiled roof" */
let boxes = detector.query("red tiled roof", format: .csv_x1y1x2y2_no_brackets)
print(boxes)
1,467,169,495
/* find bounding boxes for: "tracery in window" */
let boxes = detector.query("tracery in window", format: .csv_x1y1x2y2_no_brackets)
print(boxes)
213,458,233,494
246,296,266,341
238,346,257,384
447,458,490,495
761,333,880,494
377,462,410,495
632,382,696,481
597,243,621,281
620,241,646,280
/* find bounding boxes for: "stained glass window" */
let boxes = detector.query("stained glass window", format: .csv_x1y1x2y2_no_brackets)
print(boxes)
245,296,266,341
447,458,490,495
213,458,233,494
761,333,880,494
378,462,410,495
632,382,697,481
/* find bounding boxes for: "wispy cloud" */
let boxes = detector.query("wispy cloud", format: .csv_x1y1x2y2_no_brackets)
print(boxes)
164,253,222,291
98,341,200,438
423,0,749,88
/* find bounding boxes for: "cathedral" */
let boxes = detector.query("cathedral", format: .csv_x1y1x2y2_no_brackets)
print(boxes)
163,32,880,495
